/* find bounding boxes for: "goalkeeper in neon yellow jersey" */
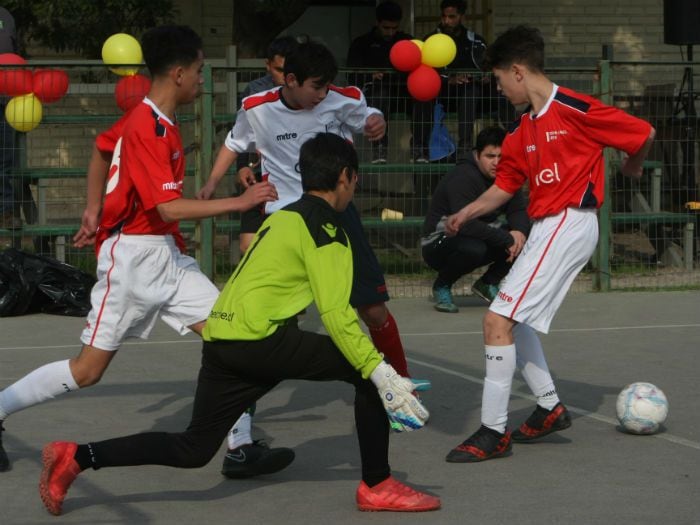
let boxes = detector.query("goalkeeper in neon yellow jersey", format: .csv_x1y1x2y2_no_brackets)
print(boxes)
39,133,440,515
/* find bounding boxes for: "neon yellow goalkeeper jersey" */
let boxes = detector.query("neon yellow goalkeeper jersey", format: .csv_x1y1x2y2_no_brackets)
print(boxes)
203,194,382,379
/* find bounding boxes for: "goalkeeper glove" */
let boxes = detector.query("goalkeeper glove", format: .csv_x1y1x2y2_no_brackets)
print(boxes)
370,361,429,432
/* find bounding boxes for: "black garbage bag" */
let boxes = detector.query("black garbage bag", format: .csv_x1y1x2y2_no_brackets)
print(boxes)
0,248,95,317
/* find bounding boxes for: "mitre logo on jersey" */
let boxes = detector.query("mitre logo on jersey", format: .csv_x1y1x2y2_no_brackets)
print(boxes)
162,181,183,191
535,162,561,186
276,132,298,141
545,129,568,142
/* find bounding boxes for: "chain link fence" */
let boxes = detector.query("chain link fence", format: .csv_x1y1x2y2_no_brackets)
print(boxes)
1,61,698,293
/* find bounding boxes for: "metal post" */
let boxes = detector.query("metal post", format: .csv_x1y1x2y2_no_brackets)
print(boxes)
194,63,214,279
596,59,612,291
651,167,662,212
684,222,694,270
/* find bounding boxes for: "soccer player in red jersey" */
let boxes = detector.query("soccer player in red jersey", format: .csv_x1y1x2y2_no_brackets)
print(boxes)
0,26,291,478
443,25,655,462
38,132,438,516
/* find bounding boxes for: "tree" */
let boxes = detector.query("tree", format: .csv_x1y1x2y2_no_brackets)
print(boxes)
232,0,310,58
4,0,177,58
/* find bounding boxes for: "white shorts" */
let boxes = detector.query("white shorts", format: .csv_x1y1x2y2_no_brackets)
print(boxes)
489,208,598,334
80,233,219,351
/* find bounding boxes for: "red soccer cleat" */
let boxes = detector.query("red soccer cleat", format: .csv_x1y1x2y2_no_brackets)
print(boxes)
445,425,512,463
511,402,572,442
356,476,441,512
39,441,81,516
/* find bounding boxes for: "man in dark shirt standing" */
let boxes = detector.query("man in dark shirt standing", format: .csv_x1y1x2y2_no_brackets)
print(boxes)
422,126,529,312
412,0,514,162
346,1,414,164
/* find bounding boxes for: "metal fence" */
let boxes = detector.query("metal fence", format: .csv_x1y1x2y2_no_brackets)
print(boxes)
0,61,698,293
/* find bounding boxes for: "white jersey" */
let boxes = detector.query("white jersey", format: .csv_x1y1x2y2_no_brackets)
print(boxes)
225,85,381,213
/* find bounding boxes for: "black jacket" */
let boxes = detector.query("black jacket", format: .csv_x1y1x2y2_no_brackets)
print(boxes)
423,24,487,71
346,27,414,87
422,154,530,248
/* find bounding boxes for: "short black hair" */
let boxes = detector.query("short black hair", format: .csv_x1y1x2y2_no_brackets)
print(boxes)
475,126,506,153
483,25,545,72
376,1,402,22
440,0,467,14
141,25,202,77
283,41,337,85
299,133,358,192
266,36,299,62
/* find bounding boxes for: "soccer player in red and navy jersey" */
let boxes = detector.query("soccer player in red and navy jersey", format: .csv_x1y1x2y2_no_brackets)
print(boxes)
443,25,655,462
0,26,292,479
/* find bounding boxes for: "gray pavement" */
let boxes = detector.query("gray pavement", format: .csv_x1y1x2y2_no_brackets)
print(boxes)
0,291,699,524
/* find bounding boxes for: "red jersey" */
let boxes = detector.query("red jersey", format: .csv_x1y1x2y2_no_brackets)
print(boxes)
95,99,186,254
495,85,652,219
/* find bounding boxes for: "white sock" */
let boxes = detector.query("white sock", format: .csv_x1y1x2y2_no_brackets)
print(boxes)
481,344,516,434
513,323,560,410
0,360,79,420
226,412,252,450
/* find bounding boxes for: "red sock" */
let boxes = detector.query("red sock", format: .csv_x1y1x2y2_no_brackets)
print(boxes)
368,312,409,377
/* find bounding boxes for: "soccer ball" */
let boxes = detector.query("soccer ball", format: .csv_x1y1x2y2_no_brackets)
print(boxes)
616,382,668,435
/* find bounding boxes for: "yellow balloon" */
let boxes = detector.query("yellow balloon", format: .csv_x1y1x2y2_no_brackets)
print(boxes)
102,33,143,76
422,33,457,68
5,93,42,132
411,39,424,51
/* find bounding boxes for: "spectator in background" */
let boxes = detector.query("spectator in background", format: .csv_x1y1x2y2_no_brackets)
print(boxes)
412,0,515,162
0,6,19,229
422,126,529,313
235,35,299,255
346,1,415,164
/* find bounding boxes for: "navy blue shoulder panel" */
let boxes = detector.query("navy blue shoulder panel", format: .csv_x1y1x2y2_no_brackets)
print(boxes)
554,91,590,113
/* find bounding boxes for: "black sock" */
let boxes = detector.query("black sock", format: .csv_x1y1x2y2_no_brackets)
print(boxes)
74,444,98,471
363,472,390,488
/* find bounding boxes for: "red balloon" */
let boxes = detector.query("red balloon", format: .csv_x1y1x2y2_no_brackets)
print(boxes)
407,65,442,101
114,74,151,112
389,40,422,72
0,69,33,96
0,54,31,96
0,53,26,65
32,69,70,103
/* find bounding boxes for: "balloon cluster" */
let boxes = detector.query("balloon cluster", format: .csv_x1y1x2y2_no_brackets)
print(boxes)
389,34,457,102
101,33,151,112
0,53,70,132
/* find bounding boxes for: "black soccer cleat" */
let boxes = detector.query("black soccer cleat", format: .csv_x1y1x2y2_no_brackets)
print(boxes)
221,440,295,479
445,425,512,463
0,421,9,472
511,402,572,442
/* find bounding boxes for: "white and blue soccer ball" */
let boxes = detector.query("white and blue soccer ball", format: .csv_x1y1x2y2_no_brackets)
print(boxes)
616,382,668,435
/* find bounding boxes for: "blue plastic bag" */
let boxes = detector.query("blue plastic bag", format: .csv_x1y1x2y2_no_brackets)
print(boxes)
429,102,456,161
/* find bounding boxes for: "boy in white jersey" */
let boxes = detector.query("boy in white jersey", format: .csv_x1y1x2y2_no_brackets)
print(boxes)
443,25,655,462
198,41,430,392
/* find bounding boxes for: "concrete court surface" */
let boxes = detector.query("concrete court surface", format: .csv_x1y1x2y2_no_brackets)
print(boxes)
0,290,698,524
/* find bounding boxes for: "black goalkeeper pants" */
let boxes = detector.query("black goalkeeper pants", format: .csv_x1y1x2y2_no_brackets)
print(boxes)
88,321,391,483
